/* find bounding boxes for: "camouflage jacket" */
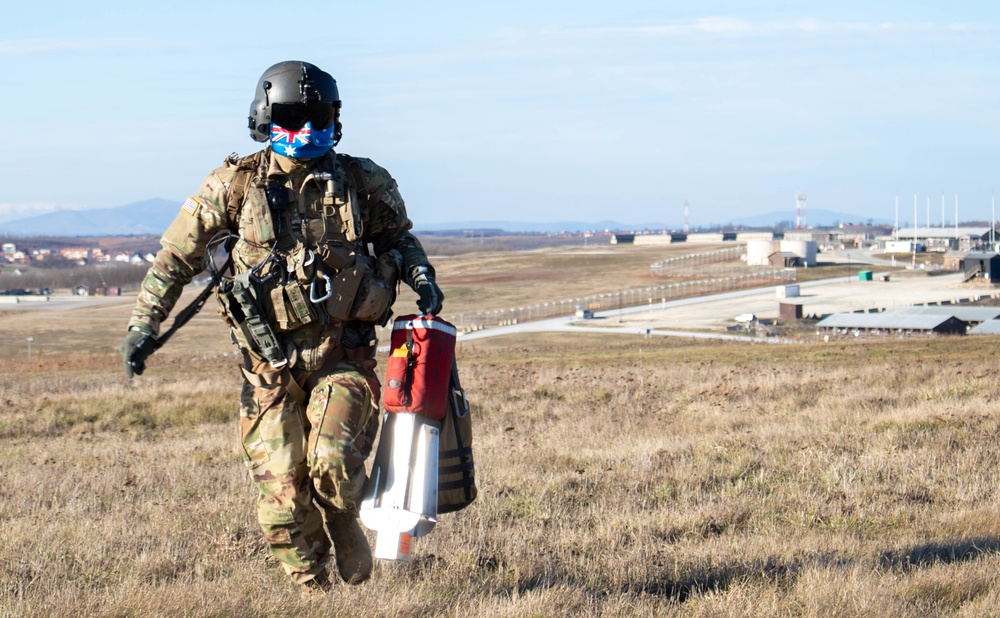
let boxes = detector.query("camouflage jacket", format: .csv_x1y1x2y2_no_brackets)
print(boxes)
127,148,431,339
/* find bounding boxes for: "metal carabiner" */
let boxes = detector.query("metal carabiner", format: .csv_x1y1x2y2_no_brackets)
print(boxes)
310,273,333,303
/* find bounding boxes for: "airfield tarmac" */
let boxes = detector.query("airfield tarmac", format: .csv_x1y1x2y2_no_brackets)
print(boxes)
456,268,992,343
614,270,982,332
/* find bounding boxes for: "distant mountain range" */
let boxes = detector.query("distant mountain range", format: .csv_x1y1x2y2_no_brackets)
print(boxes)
0,200,892,237
414,209,892,233
0,199,180,236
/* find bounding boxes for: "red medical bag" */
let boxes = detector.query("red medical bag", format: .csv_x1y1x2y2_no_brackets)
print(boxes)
383,315,457,420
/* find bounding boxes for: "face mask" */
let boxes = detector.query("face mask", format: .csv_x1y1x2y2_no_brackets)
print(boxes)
270,121,336,159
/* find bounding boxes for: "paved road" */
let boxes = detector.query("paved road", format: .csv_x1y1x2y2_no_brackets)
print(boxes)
0,295,133,311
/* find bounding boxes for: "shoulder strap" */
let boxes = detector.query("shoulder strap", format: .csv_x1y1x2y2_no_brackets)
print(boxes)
225,150,267,228
341,154,386,207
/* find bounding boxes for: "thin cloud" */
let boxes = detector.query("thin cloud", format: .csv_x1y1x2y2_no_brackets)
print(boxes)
0,37,192,56
568,17,993,39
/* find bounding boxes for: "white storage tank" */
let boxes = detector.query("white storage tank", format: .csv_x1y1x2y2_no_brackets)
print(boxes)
746,240,779,266
779,240,818,266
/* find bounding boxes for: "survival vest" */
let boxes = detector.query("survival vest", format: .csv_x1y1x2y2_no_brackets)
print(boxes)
216,149,400,367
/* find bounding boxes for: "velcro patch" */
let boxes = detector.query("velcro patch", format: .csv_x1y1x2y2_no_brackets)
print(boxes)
181,196,201,216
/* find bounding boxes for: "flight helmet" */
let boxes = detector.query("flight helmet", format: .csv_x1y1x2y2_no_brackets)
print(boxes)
248,61,342,157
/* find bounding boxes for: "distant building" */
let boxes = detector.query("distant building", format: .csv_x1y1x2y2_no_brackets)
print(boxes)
880,227,994,252
60,247,91,261
885,240,925,253
747,240,817,267
770,251,805,267
634,233,685,246
817,312,968,337
943,250,967,271
962,252,1000,285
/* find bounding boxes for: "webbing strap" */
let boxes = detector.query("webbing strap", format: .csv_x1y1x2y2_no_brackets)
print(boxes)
280,368,308,407
240,365,308,407
225,150,266,228
440,446,473,459
439,478,475,492
401,328,415,407
439,461,475,476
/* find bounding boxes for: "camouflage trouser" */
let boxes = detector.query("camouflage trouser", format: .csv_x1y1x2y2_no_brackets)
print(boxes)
239,356,381,584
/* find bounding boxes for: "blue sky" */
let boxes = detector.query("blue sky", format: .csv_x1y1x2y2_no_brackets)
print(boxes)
3,1,1000,228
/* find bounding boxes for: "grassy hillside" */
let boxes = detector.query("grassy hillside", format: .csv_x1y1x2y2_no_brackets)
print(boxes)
2,242,998,616
3,333,1000,617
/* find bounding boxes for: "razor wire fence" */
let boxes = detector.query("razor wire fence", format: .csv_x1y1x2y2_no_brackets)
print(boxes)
443,267,796,332
650,246,746,276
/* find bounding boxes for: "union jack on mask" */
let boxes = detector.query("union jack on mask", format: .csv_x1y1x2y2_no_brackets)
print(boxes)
270,121,336,159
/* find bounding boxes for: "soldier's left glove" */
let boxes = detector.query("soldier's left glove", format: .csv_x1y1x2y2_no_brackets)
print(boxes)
411,266,444,315
119,326,156,378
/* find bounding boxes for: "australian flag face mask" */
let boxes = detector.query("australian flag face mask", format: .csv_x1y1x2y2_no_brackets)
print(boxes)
270,121,337,159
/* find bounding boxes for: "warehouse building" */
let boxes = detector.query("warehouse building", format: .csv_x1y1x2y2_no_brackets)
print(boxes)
816,312,968,337
879,227,995,252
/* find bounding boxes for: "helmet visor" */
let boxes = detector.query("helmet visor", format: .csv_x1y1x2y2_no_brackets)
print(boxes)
271,103,338,131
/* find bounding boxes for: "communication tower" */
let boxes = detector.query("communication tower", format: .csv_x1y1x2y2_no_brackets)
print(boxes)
683,200,689,234
795,193,807,232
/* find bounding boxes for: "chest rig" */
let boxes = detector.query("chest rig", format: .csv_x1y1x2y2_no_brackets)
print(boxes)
217,150,398,369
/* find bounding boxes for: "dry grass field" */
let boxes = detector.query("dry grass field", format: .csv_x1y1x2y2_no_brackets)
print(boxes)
3,244,1000,617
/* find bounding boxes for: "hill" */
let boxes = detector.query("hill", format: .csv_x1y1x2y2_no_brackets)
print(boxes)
0,199,179,236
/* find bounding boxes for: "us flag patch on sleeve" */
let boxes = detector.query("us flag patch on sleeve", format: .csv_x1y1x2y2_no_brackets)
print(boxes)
181,196,201,216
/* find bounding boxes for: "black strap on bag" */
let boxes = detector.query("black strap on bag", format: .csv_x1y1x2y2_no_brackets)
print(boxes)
400,328,416,407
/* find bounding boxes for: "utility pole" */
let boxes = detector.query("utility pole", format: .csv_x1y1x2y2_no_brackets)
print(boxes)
894,195,899,240
796,193,807,232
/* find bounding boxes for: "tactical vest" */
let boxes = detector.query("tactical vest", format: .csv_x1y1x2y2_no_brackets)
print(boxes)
216,149,399,367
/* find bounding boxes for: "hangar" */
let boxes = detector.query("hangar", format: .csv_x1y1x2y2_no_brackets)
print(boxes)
816,312,968,337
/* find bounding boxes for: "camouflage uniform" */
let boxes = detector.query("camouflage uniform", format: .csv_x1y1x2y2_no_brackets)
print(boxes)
128,148,433,584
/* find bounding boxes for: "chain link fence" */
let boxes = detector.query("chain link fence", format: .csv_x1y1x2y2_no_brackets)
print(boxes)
443,267,796,332
649,246,746,275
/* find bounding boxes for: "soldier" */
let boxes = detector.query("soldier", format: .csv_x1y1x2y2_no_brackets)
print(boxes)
119,61,443,592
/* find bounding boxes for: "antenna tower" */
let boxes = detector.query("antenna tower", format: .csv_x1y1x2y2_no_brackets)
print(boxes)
683,200,689,234
795,193,807,232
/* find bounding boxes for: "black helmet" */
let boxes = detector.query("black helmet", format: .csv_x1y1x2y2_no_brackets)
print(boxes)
248,61,342,143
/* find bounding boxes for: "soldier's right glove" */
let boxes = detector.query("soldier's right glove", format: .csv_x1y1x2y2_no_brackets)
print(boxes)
119,326,156,378
410,266,444,315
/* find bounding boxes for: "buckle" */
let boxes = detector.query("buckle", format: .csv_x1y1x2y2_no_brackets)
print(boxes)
287,249,316,273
